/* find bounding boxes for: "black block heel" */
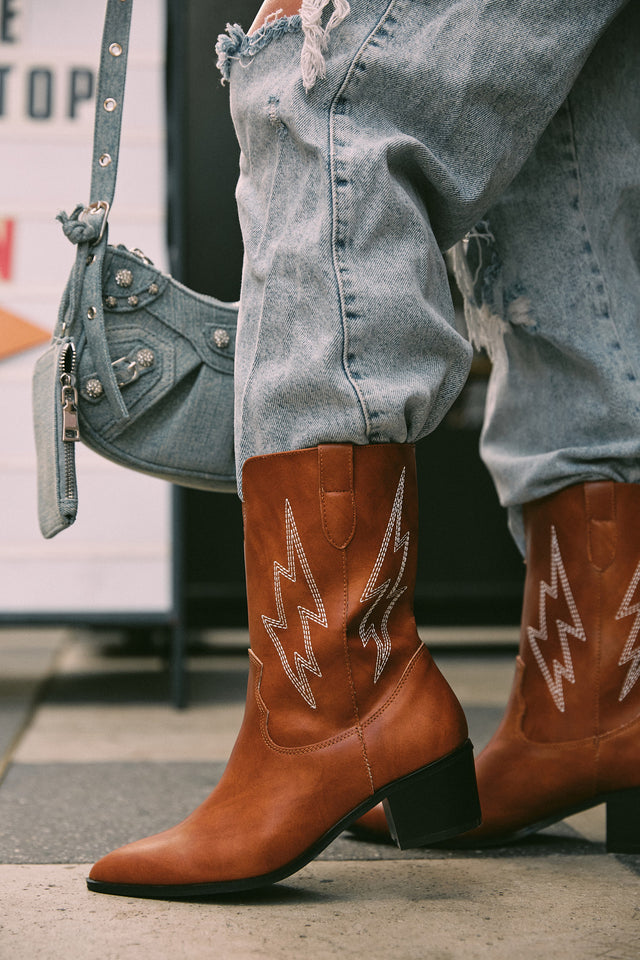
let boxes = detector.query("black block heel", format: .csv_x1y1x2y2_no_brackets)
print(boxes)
606,786,640,853
382,740,481,849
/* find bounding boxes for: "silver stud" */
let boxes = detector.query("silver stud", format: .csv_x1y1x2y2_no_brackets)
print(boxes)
115,268,133,288
109,42,123,57
131,248,153,264
128,295,139,307
213,328,230,349
148,282,159,296
104,98,117,112
135,348,155,368
99,153,112,167
85,378,104,398
105,296,117,308
87,306,97,319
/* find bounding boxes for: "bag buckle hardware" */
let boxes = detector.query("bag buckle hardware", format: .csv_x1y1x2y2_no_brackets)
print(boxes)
80,200,111,245
112,357,139,387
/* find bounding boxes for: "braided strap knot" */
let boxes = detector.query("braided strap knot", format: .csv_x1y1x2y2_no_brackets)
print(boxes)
57,203,109,245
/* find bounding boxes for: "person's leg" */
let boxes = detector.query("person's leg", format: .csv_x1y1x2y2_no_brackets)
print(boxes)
87,0,632,896
454,0,640,545
353,0,640,847
448,0,640,848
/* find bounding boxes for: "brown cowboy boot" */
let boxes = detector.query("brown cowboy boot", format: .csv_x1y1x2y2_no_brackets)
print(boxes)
87,444,480,898
351,480,640,851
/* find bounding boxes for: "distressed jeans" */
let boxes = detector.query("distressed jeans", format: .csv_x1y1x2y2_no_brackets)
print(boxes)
217,0,639,549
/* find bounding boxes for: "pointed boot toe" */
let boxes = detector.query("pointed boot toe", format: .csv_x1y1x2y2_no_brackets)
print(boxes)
88,828,203,893
88,842,150,889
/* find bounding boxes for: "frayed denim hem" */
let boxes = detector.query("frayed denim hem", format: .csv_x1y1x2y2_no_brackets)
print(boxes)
216,0,351,91
216,16,303,85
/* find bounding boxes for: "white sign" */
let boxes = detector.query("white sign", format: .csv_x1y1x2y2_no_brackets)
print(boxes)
0,0,172,614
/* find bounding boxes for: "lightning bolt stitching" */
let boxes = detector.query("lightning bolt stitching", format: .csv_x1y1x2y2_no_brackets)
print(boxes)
527,525,587,712
615,560,640,702
359,468,409,684
262,499,327,709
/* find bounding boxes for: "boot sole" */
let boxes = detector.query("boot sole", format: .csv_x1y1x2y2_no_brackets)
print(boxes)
86,739,480,899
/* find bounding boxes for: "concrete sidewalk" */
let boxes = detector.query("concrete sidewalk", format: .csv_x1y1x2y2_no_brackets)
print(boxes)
0,628,638,960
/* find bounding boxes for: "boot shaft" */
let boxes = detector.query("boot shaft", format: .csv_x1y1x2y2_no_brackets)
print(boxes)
241,443,423,746
520,481,640,742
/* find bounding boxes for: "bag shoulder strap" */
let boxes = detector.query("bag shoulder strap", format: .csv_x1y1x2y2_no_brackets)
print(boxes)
55,0,136,422
90,0,134,216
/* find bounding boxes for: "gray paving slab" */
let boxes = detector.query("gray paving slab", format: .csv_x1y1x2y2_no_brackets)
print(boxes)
1,859,639,960
12,702,248,762
0,630,67,771
0,701,32,769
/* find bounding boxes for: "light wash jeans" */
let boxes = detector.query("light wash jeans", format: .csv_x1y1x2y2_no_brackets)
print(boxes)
217,0,639,550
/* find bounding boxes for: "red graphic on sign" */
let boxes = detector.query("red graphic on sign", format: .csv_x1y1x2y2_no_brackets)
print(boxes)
0,219,14,282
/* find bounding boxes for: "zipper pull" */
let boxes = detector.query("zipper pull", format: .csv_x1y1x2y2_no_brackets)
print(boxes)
61,382,80,442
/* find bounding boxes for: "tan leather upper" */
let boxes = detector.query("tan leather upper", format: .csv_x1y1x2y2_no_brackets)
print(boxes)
241,445,466,769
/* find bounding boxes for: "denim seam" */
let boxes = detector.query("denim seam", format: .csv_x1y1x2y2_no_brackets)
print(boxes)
236,111,291,447
565,95,638,387
328,0,401,442
236,284,270,466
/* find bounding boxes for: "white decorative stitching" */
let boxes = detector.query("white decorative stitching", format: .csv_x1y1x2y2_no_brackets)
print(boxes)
527,525,587,712
359,468,409,683
262,499,327,708
615,560,640,702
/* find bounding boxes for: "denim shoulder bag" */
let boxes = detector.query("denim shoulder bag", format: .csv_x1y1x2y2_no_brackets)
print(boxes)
32,0,237,539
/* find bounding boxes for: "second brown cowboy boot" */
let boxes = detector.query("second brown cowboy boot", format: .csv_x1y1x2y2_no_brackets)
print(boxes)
87,443,480,898
462,480,640,849
351,480,640,851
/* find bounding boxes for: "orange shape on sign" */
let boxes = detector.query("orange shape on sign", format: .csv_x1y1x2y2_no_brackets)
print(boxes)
0,308,50,361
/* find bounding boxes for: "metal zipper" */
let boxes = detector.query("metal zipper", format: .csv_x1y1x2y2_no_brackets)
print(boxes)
59,341,79,500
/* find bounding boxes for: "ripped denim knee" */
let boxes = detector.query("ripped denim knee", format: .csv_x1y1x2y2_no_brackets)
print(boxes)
216,0,351,91
450,221,536,364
